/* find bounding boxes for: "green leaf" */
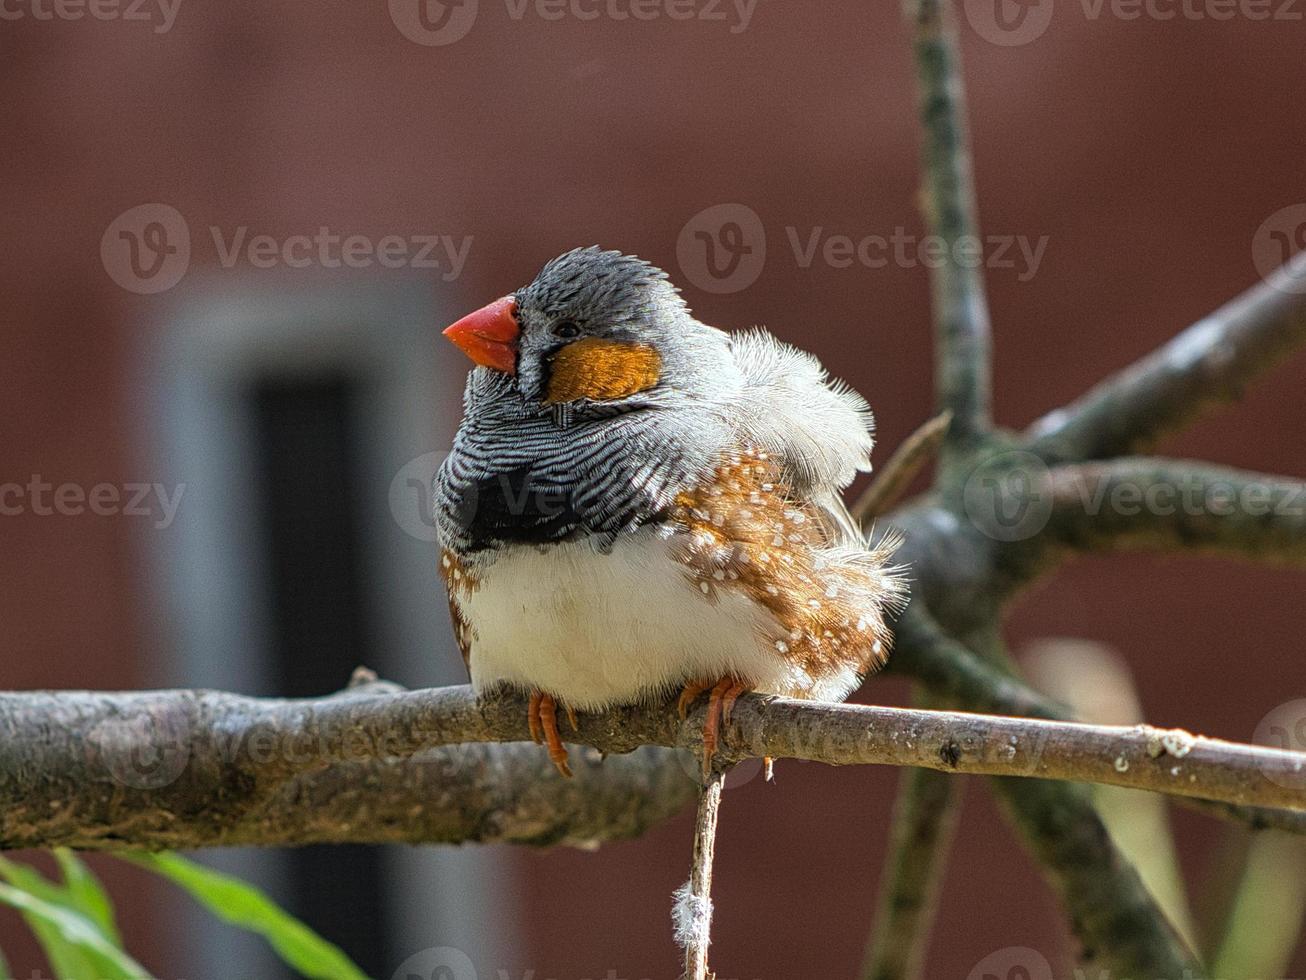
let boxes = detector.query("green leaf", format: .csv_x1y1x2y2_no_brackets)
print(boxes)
54,849,123,947
0,852,127,975
123,853,367,980
0,882,150,980
0,856,67,908
0,856,106,980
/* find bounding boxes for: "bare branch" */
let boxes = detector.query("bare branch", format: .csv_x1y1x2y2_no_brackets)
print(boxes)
860,764,962,980
904,0,993,446
853,411,952,522
1043,458,1306,564
992,776,1201,974
1192,799,1306,836
1028,251,1306,462
0,683,695,851
2,680,1302,852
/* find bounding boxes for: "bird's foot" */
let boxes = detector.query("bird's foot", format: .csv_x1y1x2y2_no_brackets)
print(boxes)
677,679,714,720
679,677,749,779
527,690,574,778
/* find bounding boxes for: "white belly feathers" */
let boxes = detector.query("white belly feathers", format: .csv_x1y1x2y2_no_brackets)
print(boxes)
459,530,858,710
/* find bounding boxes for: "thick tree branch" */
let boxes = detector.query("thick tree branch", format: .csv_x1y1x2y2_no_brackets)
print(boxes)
3,682,1302,851
860,763,962,980
992,776,1201,975
1043,458,1306,564
905,0,993,447
1028,251,1306,461
0,682,696,851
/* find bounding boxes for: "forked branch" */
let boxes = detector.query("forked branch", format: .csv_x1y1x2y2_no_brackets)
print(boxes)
1029,251,1306,461
1044,458,1306,563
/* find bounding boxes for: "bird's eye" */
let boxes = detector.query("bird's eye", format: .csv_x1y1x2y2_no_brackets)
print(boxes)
553,321,582,339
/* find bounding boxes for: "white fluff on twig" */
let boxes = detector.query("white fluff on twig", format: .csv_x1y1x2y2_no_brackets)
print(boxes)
672,880,713,951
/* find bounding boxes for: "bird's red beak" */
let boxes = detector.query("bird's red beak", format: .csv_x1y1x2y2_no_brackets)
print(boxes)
442,295,520,374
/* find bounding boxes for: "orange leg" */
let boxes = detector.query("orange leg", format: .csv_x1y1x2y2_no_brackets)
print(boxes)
720,682,746,727
677,679,714,720
527,690,545,744
699,677,749,779
536,693,573,778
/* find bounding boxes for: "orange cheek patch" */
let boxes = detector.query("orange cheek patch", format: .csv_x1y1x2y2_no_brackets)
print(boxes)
544,338,662,404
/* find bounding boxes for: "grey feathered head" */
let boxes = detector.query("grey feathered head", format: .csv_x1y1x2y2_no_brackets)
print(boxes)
445,246,736,409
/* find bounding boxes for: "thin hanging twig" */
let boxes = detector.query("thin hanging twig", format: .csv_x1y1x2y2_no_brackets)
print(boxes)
677,771,727,980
